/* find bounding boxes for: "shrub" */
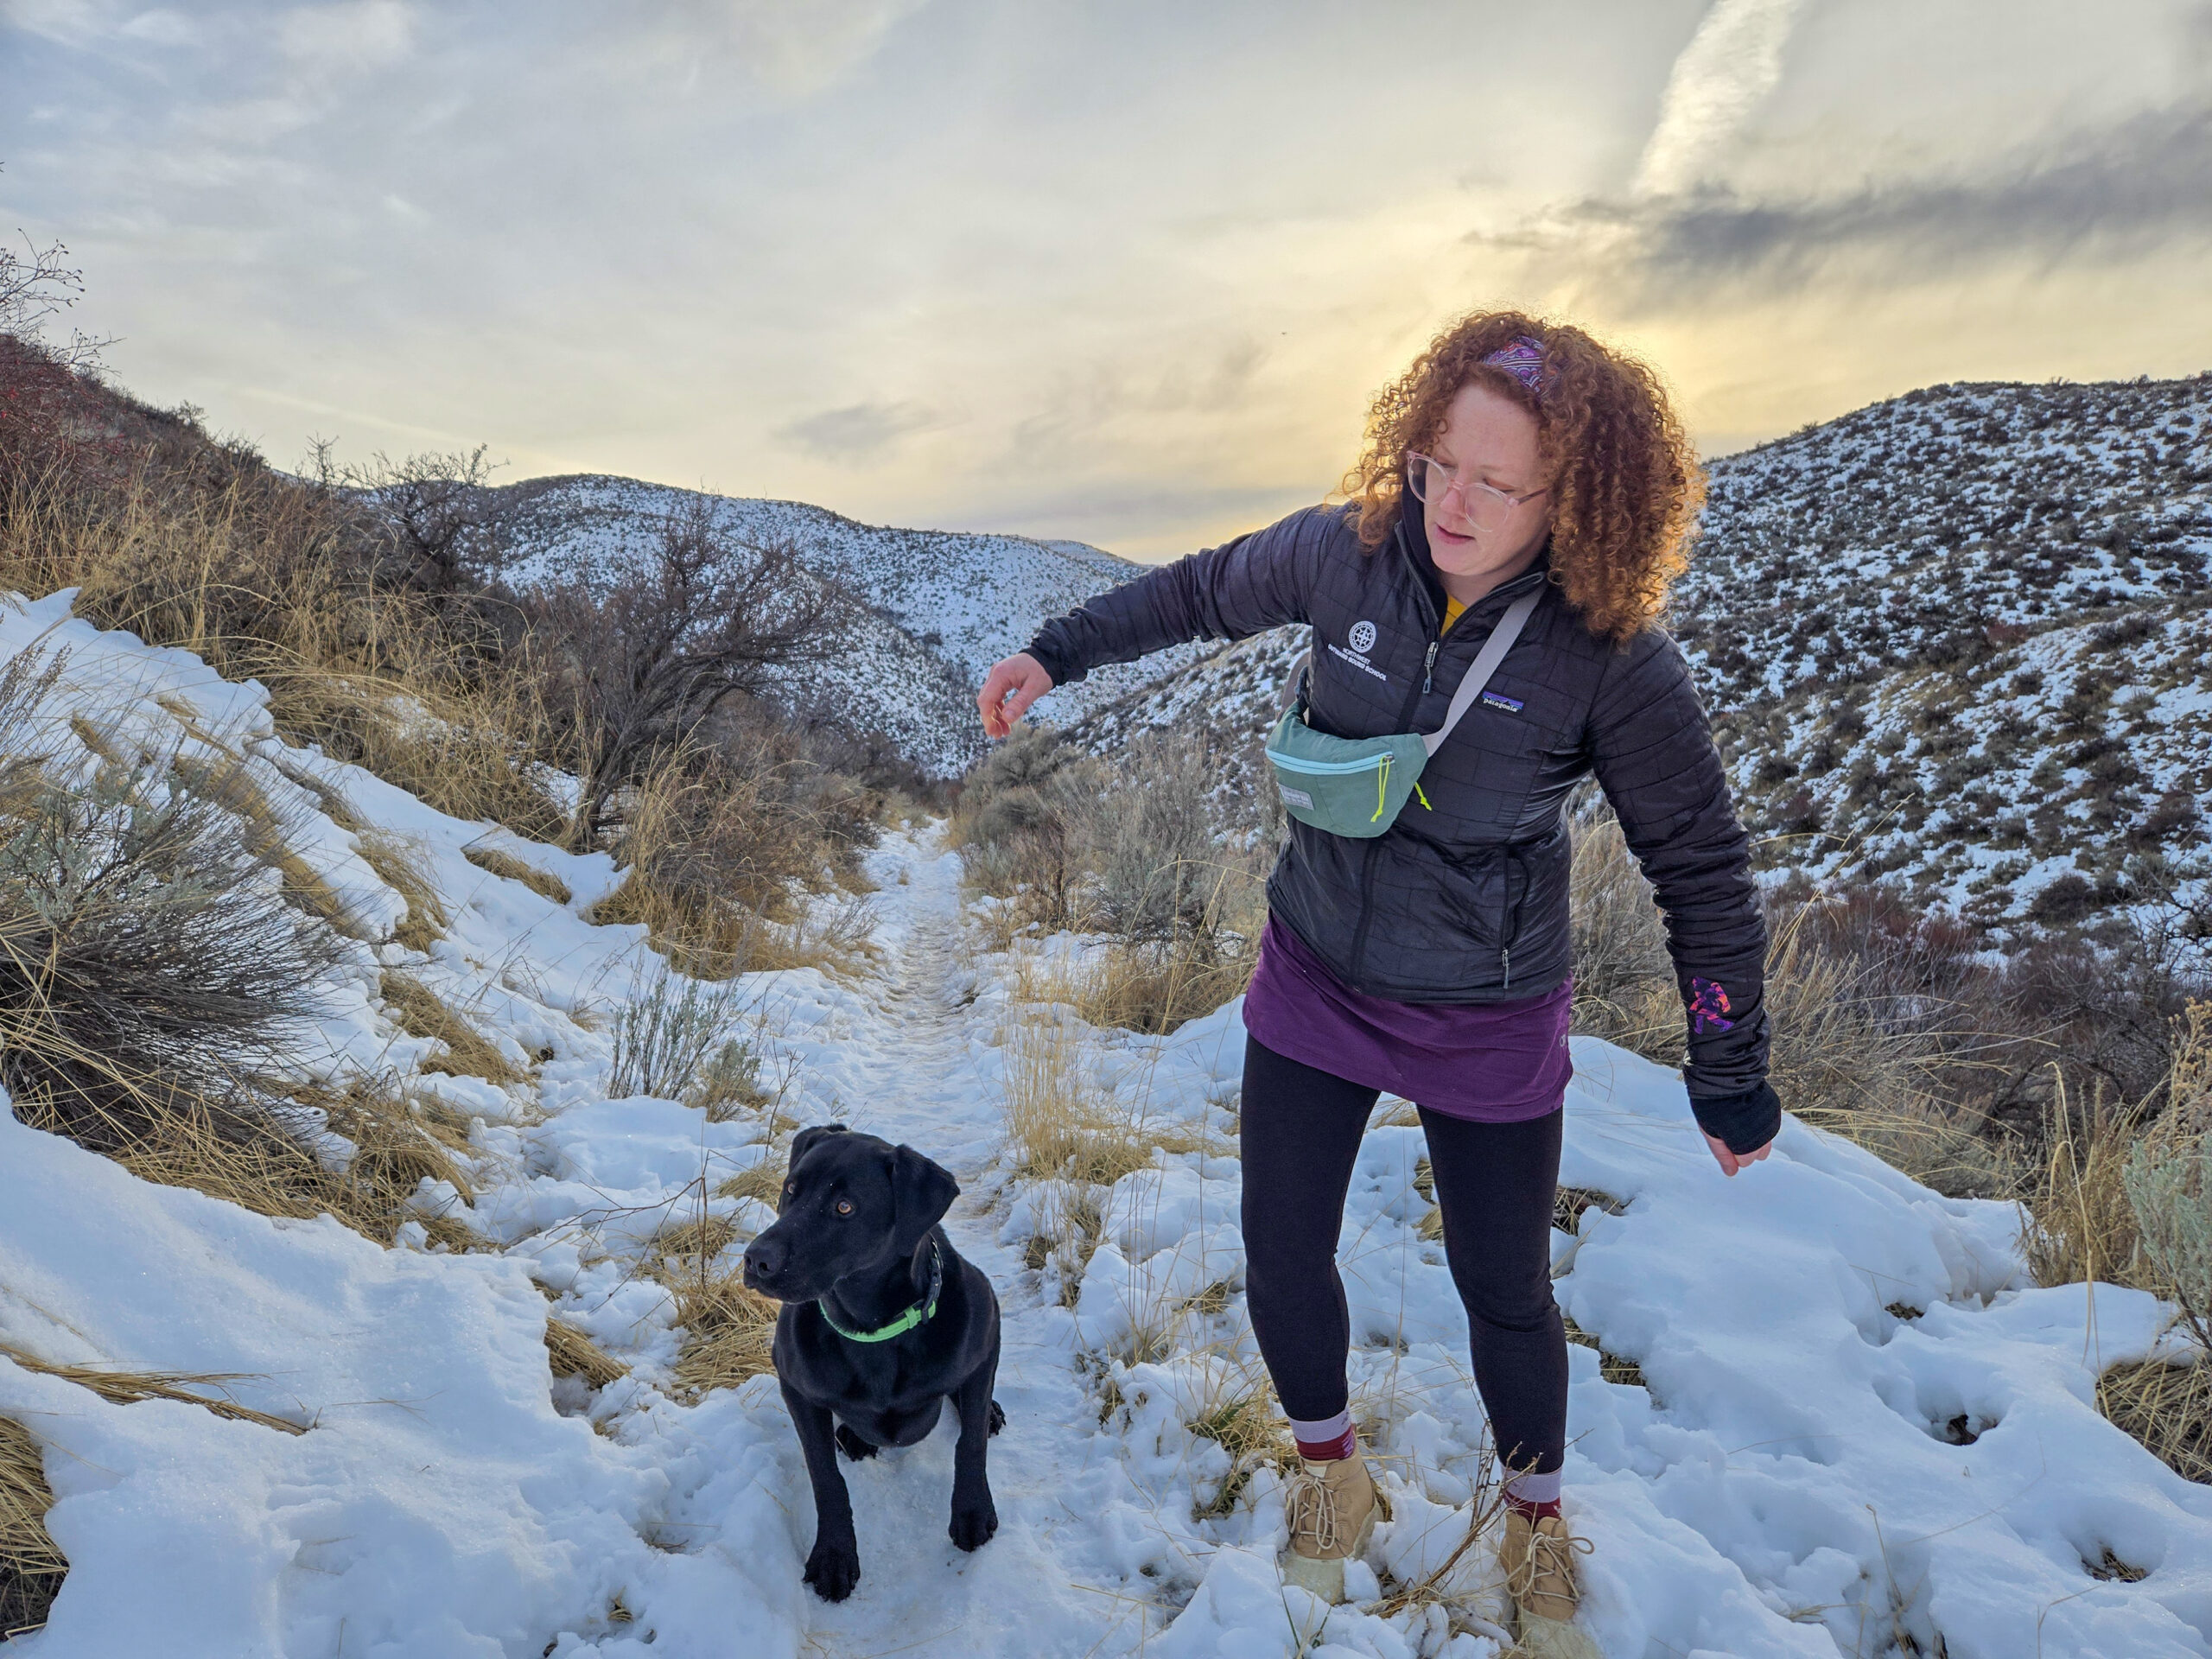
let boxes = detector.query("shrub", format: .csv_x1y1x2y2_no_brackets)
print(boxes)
0,732,348,1151
609,962,763,1111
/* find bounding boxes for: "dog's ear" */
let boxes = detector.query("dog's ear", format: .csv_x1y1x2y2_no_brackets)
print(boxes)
887,1143,958,1259
787,1122,849,1174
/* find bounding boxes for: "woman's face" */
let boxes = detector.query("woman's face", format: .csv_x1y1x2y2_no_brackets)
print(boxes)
1420,379,1552,586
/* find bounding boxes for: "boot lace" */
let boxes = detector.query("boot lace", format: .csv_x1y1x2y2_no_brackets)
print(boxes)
1286,1465,1341,1554
1508,1516,1594,1605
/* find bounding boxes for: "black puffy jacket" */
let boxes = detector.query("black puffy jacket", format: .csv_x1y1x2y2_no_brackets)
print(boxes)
1025,497,1771,1097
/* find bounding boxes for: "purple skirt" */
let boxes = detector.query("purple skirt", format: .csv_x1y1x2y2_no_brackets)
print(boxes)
1241,916,1573,1122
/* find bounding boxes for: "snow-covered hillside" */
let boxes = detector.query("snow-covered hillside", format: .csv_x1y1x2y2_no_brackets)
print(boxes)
464,475,1215,778
6,589,2212,1657
1057,376,2212,932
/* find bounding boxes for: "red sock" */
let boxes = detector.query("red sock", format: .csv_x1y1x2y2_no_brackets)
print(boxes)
1294,1422,1357,1462
1506,1492,1561,1522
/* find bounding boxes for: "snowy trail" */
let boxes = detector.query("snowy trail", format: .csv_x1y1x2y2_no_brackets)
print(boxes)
767,838,1159,1658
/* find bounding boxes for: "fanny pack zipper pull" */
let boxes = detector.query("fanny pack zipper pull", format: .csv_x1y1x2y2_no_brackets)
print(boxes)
1502,945,1510,990
1422,640,1439,695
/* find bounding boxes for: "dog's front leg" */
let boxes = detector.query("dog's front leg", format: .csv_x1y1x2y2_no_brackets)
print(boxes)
947,1344,1001,1552
783,1382,861,1599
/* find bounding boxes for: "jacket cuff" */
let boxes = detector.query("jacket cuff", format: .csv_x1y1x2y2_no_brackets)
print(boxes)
1023,631,1079,688
1687,1081,1781,1156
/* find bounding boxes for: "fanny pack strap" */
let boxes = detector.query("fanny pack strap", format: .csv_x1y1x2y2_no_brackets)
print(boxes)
1421,589,1541,757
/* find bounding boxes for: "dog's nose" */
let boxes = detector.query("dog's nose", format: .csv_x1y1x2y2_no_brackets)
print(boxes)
743,1236,785,1285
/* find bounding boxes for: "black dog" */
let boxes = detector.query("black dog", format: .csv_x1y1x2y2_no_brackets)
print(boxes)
740,1123,1004,1601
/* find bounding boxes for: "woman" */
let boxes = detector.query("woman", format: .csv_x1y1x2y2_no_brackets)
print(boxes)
976,312,1778,1657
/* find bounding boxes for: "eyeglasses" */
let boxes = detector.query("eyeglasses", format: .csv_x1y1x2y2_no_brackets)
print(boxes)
1405,452,1548,533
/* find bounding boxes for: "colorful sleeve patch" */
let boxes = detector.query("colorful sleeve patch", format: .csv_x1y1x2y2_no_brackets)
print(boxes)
1688,977,1735,1033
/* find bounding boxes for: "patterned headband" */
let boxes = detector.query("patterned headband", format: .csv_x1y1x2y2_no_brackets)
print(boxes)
1482,335,1548,395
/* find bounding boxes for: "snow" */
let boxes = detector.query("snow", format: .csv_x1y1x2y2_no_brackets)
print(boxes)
5,590,2212,1656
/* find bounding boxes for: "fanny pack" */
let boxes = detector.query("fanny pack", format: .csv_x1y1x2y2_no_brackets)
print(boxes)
1265,590,1540,839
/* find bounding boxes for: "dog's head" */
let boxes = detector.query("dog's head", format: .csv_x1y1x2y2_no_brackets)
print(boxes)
739,1123,960,1302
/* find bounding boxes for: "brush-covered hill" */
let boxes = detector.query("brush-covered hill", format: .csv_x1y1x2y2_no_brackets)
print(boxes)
1063,374,2212,935
461,475,1211,779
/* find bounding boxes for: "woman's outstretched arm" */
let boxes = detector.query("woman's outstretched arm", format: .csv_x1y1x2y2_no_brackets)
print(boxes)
977,504,1338,735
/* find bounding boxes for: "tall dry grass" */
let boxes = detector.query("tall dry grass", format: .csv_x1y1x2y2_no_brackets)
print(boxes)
0,1414,63,1642
0,462,571,842
588,742,880,980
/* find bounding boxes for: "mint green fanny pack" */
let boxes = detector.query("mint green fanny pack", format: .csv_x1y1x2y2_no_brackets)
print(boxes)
1266,591,1539,839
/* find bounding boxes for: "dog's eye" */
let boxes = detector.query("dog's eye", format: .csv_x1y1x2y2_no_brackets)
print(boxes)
836,1199,854,1216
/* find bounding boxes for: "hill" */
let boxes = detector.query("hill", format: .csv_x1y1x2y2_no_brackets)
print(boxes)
461,474,1212,779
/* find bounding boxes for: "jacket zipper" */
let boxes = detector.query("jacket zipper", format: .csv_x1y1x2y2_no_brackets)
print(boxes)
1347,523,1547,989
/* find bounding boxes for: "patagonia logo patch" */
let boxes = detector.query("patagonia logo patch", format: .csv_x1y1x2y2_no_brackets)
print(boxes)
1481,691,1524,714
1278,785,1314,810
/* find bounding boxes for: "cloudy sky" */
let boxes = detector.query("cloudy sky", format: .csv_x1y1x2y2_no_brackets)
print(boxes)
5,0,2209,557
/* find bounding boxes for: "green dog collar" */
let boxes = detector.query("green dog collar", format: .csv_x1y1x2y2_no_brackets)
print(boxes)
818,1238,944,1343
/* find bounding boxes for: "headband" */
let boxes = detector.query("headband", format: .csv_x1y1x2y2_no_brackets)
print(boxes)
1482,335,1548,395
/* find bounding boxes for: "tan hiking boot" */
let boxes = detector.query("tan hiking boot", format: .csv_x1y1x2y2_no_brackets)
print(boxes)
1279,1453,1382,1602
1502,1509,1599,1658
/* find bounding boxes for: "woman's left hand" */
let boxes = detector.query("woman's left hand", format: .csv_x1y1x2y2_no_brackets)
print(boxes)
1702,1131,1772,1177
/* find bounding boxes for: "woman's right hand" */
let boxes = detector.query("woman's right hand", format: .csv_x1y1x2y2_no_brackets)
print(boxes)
977,652,1053,740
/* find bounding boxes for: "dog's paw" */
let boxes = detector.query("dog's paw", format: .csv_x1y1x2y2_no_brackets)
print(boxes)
835,1425,879,1461
988,1399,1006,1437
949,1497,1000,1553
804,1538,862,1601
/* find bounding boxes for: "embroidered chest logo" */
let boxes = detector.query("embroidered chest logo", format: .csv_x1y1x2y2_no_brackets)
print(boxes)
1325,619,1389,683
1689,977,1735,1033
1481,691,1523,714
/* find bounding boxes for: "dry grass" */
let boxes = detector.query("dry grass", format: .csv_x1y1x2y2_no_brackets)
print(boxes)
1184,1376,1301,1521
353,827,448,951
2023,1074,2145,1291
464,844,572,907
543,1319,629,1389
1000,1011,1204,1187
0,464,570,845
1036,938,1255,1038
0,1342,307,1436
717,1153,788,1211
666,1274,781,1400
79,1076,479,1251
0,1414,64,1642
1562,1315,1648,1391
2099,1358,2212,1484
378,971,523,1086
585,745,879,982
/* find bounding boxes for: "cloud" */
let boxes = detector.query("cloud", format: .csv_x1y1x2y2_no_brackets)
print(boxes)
668,0,927,97
1634,0,1808,197
0,0,103,43
277,0,414,73
777,399,939,460
1482,95,2212,307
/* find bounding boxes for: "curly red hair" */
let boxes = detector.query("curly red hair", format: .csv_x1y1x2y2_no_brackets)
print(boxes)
1344,309,1702,645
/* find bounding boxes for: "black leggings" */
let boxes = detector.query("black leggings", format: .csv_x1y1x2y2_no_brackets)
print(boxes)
1240,1033,1568,1476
